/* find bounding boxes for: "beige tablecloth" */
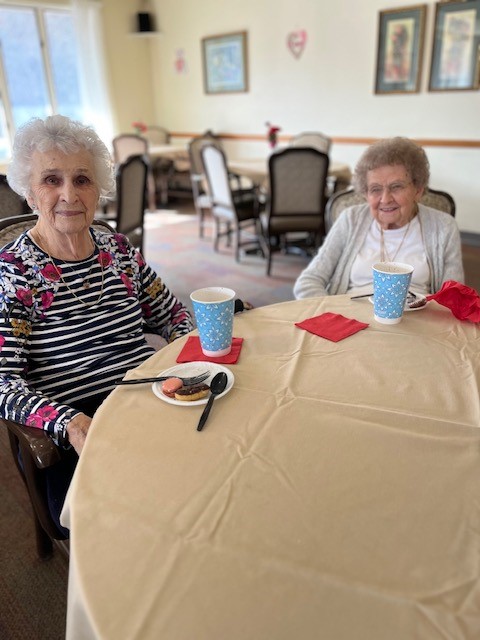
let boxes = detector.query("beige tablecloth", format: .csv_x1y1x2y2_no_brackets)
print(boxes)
62,295,480,639
149,144,190,172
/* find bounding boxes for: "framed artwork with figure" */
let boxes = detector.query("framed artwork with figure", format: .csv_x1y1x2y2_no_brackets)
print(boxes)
429,0,480,91
202,31,248,94
375,5,427,94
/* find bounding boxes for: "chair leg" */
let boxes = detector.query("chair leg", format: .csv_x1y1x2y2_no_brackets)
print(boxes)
147,172,156,211
234,224,240,263
213,218,220,252
266,244,273,276
33,509,54,559
255,219,268,258
198,207,211,239
226,222,232,247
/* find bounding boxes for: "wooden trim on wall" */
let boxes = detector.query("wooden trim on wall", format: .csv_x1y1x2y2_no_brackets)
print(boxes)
461,231,480,247
170,131,480,148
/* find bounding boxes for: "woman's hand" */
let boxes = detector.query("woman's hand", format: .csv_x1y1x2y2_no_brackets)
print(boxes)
66,413,92,455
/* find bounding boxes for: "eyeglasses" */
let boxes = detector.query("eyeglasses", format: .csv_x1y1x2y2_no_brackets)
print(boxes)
366,181,412,198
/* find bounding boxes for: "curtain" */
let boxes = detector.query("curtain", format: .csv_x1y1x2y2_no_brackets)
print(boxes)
71,0,113,147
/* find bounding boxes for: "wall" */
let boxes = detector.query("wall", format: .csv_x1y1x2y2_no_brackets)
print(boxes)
100,0,155,133
121,0,478,234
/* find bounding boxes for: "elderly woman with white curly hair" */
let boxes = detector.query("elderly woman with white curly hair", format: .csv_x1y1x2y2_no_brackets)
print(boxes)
0,115,193,532
294,137,464,299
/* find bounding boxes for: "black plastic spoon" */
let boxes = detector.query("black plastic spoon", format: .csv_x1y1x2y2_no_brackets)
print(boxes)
197,372,228,432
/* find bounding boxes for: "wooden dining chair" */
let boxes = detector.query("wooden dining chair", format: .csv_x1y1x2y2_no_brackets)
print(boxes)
115,154,148,253
188,131,224,238
324,186,456,234
261,147,330,275
0,215,115,559
189,131,256,238
111,134,155,211
290,132,332,155
201,144,263,262
143,126,170,146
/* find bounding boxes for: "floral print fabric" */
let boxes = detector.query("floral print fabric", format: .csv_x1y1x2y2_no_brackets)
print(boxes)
0,229,193,443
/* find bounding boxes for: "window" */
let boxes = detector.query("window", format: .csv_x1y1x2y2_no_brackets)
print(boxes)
0,3,84,161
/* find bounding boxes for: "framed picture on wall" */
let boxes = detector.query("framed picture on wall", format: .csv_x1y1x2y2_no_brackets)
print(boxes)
375,5,427,94
429,0,480,91
201,31,248,94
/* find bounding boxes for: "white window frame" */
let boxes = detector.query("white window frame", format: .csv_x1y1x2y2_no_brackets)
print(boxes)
0,0,112,158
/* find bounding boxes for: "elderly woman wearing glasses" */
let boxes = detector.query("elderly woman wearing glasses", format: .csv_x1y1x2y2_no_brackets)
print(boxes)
293,137,464,299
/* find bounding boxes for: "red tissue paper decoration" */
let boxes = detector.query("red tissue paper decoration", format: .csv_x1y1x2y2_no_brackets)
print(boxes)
132,121,147,134
265,122,281,148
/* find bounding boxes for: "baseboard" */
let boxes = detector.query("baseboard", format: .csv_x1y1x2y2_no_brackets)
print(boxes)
461,231,480,247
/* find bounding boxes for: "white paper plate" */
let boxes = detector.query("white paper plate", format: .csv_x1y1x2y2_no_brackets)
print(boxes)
152,361,234,406
368,294,427,312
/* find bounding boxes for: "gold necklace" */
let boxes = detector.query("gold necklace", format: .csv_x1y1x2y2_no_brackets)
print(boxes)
379,221,411,263
45,246,105,307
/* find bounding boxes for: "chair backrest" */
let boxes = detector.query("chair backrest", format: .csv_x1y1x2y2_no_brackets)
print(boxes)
0,214,115,249
0,213,39,246
269,147,330,218
324,188,365,233
0,175,31,219
201,144,234,214
420,187,456,217
112,134,149,165
115,154,148,252
290,132,332,155
189,131,224,176
144,126,170,146
325,186,456,233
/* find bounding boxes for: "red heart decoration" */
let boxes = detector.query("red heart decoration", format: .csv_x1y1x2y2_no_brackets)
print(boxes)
287,30,307,59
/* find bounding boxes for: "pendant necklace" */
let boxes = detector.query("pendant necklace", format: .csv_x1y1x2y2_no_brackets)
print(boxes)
379,220,411,263
36,233,105,307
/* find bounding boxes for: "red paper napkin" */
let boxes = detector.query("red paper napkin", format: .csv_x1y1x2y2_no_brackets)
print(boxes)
426,280,480,322
176,336,244,364
295,312,369,342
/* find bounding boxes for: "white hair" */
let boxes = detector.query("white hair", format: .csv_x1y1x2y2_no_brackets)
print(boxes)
7,114,115,204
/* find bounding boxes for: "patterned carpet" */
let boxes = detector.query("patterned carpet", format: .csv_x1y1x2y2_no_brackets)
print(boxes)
143,205,311,315
0,426,68,640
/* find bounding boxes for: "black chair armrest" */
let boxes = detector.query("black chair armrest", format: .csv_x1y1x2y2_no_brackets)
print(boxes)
1,418,61,469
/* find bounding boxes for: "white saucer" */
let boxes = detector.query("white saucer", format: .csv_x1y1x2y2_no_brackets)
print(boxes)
152,361,234,406
368,294,427,312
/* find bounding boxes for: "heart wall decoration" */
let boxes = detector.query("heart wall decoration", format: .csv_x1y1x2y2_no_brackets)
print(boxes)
287,30,307,59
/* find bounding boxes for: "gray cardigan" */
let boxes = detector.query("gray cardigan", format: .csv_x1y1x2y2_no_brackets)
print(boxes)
293,204,464,299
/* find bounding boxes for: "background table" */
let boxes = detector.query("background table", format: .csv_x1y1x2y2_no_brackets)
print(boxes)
229,157,352,192
62,295,480,640
148,145,191,205
148,144,189,164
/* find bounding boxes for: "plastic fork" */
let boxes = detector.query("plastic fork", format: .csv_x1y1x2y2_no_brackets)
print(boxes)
116,372,210,386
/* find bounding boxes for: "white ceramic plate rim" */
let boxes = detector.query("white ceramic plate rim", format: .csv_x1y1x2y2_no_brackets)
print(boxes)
368,294,427,312
152,362,234,406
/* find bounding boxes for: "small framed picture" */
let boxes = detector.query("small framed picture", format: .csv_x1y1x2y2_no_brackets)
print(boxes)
375,5,427,94
429,0,480,91
201,31,248,94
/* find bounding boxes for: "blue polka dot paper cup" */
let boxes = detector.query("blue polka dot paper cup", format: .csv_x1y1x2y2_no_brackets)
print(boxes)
190,287,236,357
372,262,414,324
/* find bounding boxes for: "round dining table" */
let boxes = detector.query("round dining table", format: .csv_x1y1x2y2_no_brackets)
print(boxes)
62,294,480,640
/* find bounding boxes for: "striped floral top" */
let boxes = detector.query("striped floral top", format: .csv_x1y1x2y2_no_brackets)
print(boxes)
0,228,193,444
